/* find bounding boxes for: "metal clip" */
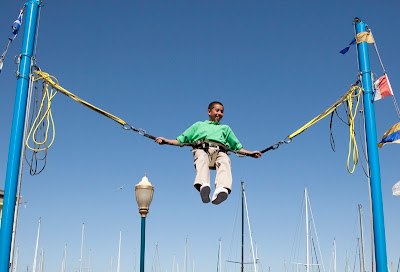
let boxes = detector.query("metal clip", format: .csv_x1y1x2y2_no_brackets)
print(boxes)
14,54,21,79
136,128,146,136
122,123,134,130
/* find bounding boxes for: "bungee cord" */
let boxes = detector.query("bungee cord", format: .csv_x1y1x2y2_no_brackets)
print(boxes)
262,84,362,174
28,70,365,174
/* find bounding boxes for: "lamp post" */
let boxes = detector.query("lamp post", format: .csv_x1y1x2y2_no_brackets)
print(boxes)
135,174,154,272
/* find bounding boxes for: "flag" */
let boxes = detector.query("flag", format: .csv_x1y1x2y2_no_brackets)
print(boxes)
374,74,394,101
393,181,400,197
9,11,23,41
378,122,400,148
340,38,356,55
356,31,374,44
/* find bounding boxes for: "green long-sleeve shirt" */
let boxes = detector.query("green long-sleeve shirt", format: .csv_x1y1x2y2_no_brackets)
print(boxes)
176,120,243,151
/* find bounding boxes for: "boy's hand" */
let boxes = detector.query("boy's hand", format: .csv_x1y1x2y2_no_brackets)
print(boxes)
155,137,166,145
248,151,262,158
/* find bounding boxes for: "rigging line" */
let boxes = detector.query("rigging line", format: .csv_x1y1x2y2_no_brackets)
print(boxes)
243,190,257,272
311,237,321,272
391,95,400,120
369,29,400,119
33,2,41,57
307,195,326,272
369,29,386,74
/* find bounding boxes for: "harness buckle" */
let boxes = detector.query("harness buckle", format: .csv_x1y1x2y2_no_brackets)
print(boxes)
192,139,222,170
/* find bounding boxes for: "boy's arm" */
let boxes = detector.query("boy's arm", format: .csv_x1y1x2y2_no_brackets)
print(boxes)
238,148,262,158
156,122,198,146
155,137,179,145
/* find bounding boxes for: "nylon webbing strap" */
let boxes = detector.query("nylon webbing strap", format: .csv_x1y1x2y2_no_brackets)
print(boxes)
34,71,127,126
288,86,361,139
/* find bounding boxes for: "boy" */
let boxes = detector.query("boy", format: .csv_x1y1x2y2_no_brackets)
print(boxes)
155,101,261,205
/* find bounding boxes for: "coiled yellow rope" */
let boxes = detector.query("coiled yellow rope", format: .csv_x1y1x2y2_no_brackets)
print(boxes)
25,72,57,152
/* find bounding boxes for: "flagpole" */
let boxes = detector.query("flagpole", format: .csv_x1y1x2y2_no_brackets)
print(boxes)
0,1,40,272
353,17,388,272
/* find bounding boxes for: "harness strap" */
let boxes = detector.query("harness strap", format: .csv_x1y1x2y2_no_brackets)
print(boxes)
192,139,228,169
208,151,219,170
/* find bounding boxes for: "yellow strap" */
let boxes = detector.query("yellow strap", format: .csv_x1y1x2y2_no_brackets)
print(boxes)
34,71,127,126
288,86,362,174
26,71,128,152
356,32,374,44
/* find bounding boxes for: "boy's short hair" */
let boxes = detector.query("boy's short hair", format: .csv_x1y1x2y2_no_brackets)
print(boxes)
208,101,223,110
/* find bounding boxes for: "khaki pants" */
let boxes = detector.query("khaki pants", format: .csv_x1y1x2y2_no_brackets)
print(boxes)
192,147,232,192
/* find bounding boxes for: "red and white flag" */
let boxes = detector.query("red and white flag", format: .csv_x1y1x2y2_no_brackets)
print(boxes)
374,74,394,101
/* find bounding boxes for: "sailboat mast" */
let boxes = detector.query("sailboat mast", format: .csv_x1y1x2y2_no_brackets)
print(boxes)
61,244,67,272
305,188,310,272
185,238,188,272
38,248,44,272
241,181,245,272
334,239,337,272
155,243,158,272
89,249,92,272
12,246,18,272
80,223,84,272
243,188,258,272
219,239,222,272
256,243,259,272
32,218,41,272
358,238,362,272
358,205,366,272
117,230,121,272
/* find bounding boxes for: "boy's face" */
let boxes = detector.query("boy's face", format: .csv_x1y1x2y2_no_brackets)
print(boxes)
208,104,224,122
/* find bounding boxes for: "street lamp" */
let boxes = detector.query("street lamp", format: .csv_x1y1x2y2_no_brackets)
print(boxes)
135,174,154,272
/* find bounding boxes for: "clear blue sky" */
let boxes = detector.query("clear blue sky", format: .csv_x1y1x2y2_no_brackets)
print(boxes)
1,1,400,272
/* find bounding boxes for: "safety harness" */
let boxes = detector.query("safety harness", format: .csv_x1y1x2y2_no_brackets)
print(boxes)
192,139,230,170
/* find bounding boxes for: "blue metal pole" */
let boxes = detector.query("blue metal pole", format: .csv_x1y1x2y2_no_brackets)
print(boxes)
140,217,146,272
354,17,388,272
0,1,40,271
